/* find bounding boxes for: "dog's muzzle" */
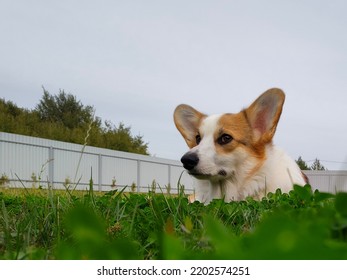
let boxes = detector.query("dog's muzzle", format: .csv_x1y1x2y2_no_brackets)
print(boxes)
181,152,199,171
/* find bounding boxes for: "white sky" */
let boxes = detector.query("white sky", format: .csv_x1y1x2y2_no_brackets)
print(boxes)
1,0,347,169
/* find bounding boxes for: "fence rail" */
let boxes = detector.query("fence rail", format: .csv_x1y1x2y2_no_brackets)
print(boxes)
1,132,347,194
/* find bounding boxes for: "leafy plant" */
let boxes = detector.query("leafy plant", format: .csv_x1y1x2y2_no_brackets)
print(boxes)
0,184,347,260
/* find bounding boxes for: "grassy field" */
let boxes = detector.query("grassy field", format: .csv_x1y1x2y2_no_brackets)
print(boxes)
1,183,347,260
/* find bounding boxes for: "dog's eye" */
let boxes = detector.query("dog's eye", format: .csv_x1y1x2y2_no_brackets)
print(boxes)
196,134,201,145
218,134,233,145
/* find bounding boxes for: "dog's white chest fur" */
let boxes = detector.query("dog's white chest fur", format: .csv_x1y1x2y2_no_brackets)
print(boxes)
191,145,306,204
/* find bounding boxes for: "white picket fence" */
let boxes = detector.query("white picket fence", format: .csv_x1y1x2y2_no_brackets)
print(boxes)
1,132,347,194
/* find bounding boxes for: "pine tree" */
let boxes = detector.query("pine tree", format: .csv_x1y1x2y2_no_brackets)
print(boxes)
310,158,326,171
296,156,310,170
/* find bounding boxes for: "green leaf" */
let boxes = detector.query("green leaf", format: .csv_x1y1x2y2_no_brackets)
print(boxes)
335,192,347,218
293,184,313,203
313,190,335,202
184,216,193,233
203,215,238,258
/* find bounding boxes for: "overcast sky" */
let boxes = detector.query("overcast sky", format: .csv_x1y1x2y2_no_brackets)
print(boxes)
1,0,347,170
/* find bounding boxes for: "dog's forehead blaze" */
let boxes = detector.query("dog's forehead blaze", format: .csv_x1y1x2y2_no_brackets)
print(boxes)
199,114,222,136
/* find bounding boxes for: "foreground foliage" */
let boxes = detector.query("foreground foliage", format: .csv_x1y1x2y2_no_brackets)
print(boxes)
0,185,347,259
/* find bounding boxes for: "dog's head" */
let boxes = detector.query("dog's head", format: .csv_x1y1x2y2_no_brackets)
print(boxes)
173,88,285,181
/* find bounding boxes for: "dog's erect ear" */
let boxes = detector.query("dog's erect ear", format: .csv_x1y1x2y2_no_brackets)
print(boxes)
174,104,205,148
245,88,285,144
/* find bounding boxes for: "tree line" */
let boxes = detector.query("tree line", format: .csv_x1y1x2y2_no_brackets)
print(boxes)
0,88,148,155
296,156,326,171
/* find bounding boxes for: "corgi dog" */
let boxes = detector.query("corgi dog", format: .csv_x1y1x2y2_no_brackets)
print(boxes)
174,88,307,204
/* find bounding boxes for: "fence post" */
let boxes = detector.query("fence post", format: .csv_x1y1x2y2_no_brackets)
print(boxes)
137,160,141,192
168,165,171,191
328,173,331,193
48,146,54,187
98,154,102,191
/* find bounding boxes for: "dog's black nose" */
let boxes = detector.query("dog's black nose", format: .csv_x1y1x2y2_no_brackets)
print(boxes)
181,152,199,170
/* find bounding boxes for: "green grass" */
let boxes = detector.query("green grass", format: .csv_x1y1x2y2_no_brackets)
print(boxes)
0,184,347,260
